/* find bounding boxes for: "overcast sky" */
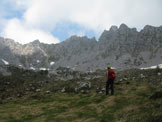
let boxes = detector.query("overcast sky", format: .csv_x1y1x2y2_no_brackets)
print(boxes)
0,0,162,44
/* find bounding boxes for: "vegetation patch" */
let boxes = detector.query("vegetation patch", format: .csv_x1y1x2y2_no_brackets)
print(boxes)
0,68,162,121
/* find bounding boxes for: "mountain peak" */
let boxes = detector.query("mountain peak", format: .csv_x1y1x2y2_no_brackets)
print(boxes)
30,40,40,45
1,24,162,72
144,25,156,29
119,23,128,30
32,39,40,43
109,25,118,32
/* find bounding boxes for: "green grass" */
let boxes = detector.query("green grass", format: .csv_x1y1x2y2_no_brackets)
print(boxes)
0,68,162,122
1,80,162,122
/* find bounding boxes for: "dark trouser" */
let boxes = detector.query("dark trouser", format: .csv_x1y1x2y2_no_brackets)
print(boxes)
106,79,114,95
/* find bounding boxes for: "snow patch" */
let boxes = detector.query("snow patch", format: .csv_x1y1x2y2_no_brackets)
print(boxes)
40,68,46,71
40,68,50,71
89,70,94,73
50,61,55,65
37,60,40,63
140,64,162,70
30,67,35,70
71,67,75,70
1,59,9,65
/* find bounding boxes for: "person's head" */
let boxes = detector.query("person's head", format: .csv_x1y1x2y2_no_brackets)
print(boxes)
107,65,111,69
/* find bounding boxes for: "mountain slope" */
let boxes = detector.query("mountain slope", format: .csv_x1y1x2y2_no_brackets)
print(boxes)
0,24,162,72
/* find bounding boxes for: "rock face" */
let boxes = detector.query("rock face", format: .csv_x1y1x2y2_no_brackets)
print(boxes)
0,24,162,73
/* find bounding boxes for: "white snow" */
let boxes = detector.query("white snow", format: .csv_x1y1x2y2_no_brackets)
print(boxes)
40,68,46,71
71,67,75,70
30,67,35,70
89,70,94,73
19,65,22,67
40,68,49,71
140,64,162,70
1,59,9,65
37,60,40,63
50,61,55,65
159,64,162,68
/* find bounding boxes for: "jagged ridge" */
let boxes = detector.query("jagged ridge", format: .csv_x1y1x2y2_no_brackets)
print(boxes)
0,24,162,73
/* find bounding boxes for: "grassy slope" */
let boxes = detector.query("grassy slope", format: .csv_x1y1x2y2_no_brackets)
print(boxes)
0,77,162,122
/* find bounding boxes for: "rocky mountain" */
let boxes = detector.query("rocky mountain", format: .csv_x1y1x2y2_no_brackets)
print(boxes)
0,24,162,73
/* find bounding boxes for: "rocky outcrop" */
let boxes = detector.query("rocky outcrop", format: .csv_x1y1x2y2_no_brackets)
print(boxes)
0,24,162,73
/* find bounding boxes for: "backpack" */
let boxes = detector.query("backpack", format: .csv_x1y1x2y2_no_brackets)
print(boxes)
108,69,115,80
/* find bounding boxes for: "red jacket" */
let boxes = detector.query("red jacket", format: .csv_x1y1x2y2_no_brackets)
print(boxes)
107,69,115,80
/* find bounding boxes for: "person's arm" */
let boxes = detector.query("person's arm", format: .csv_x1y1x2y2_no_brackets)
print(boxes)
106,70,108,79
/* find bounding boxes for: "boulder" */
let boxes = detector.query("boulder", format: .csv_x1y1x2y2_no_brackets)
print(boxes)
7,97,14,100
140,74,145,79
75,88,78,93
61,87,66,93
77,82,91,89
17,94,21,97
96,87,105,94
31,86,36,91
80,90,89,94
119,79,123,82
123,78,128,81
25,88,29,91
6,82,10,85
98,91,103,94
45,90,50,94
101,88,106,92
80,90,85,93
157,72,161,76
36,89,41,92
96,87,100,93
132,77,135,80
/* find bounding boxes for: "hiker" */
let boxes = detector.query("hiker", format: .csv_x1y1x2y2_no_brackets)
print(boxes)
106,65,115,95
